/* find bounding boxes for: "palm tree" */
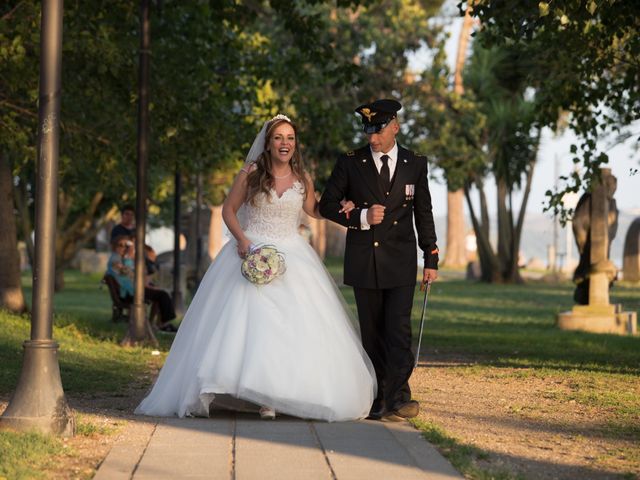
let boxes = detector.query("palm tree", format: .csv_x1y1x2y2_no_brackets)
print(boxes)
463,45,540,283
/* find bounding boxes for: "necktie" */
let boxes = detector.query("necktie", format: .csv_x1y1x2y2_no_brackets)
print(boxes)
380,154,391,194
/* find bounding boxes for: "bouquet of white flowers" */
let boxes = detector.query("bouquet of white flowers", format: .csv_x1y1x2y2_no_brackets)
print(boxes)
241,244,286,285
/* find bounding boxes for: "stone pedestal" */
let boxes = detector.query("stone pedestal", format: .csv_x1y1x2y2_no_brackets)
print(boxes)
557,305,637,335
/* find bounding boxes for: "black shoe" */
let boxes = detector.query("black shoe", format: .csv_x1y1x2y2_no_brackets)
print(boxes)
159,323,178,332
367,399,386,420
390,400,419,419
380,412,405,423
367,409,384,420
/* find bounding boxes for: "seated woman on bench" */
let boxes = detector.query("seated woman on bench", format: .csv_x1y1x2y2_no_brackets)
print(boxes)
107,235,177,332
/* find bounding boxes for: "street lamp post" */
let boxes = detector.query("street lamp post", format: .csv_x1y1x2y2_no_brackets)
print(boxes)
123,0,157,345
0,0,74,436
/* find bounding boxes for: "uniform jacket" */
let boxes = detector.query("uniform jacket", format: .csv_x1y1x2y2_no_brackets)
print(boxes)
319,144,439,289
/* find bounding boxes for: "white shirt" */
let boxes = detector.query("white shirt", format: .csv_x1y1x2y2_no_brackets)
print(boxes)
360,143,398,229
371,143,398,178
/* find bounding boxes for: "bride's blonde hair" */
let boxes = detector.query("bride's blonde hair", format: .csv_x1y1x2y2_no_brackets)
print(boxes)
245,117,307,206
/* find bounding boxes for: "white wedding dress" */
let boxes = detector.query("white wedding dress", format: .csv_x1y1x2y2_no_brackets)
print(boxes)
135,181,376,421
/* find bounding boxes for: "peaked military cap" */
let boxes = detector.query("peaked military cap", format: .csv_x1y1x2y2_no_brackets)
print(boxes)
354,99,402,134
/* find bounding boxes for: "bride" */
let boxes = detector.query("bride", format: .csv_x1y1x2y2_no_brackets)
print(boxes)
135,114,376,421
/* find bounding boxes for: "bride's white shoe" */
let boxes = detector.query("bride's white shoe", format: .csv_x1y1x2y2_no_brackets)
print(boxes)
259,406,276,420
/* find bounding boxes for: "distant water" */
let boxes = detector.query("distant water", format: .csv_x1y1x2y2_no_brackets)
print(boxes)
434,209,639,270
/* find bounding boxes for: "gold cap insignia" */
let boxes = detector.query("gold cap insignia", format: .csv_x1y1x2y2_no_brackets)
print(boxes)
361,108,377,122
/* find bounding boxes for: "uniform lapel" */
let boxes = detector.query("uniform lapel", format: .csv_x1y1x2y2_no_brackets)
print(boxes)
354,147,385,202
386,147,411,206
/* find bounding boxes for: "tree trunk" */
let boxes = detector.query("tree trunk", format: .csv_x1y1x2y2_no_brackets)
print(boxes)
453,5,474,97
496,176,513,280
0,153,27,313
443,189,467,267
477,177,490,243
442,5,475,269
507,147,538,283
464,183,501,282
14,177,35,268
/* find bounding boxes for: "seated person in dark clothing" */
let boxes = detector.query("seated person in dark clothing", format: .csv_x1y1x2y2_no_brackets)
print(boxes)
110,204,136,241
144,244,159,283
107,235,177,332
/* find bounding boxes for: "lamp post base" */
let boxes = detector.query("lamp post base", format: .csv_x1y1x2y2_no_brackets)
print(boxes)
0,340,74,436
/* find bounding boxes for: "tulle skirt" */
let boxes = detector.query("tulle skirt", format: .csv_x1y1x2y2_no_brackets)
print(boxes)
134,233,376,422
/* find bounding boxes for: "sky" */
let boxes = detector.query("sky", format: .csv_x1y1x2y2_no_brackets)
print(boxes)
409,2,640,217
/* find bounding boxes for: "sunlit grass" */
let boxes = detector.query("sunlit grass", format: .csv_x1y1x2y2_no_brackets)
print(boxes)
325,256,640,374
0,430,62,479
2,271,170,395
1,270,170,478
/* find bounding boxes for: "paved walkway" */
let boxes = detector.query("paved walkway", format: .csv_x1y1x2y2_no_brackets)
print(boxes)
94,412,462,479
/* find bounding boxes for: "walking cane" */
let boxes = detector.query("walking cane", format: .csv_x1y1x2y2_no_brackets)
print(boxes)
413,281,431,370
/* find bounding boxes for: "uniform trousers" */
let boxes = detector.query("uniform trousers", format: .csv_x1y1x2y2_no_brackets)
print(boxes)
353,284,415,410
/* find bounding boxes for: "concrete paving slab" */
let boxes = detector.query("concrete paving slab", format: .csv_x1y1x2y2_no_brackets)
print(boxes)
149,417,233,446
315,421,428,480
134,417,232,479
94,413,462,480
235,418,330,480
384,422,463,479
135,451,229,479
94,421,155,480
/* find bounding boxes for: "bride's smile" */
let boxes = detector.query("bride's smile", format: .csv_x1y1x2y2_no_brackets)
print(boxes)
269,123,296,166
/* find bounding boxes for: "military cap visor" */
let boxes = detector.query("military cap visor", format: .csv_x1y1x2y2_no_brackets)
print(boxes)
362,118,395,134
355,99,402,134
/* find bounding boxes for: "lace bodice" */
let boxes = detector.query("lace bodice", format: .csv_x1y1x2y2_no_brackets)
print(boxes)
243,181,304,240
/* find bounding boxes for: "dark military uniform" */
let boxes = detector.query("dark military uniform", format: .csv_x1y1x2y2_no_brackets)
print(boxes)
320,139,439,417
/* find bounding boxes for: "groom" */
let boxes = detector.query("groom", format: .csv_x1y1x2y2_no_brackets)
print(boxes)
319,98,439,421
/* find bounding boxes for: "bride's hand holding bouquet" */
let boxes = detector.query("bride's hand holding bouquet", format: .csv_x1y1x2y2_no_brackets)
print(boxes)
236,237,253,259
241,244,286,285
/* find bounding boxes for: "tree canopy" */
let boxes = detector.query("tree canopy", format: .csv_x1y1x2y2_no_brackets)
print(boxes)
465,0,640,220
1,0,450,291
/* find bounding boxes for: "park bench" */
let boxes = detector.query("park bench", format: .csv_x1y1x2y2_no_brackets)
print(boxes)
102,274,159,325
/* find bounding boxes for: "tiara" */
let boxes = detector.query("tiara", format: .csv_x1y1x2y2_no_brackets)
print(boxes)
270,113,291,123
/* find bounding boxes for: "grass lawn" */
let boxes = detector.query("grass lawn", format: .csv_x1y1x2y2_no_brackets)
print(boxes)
325,256,640,375
1,270,169,479
419,278,639,374
1,264,639,479
1,271,172,395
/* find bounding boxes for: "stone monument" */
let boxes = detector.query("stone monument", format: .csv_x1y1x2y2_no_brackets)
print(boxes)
557,168,637,335
622,217,640,282
570,170,618,304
